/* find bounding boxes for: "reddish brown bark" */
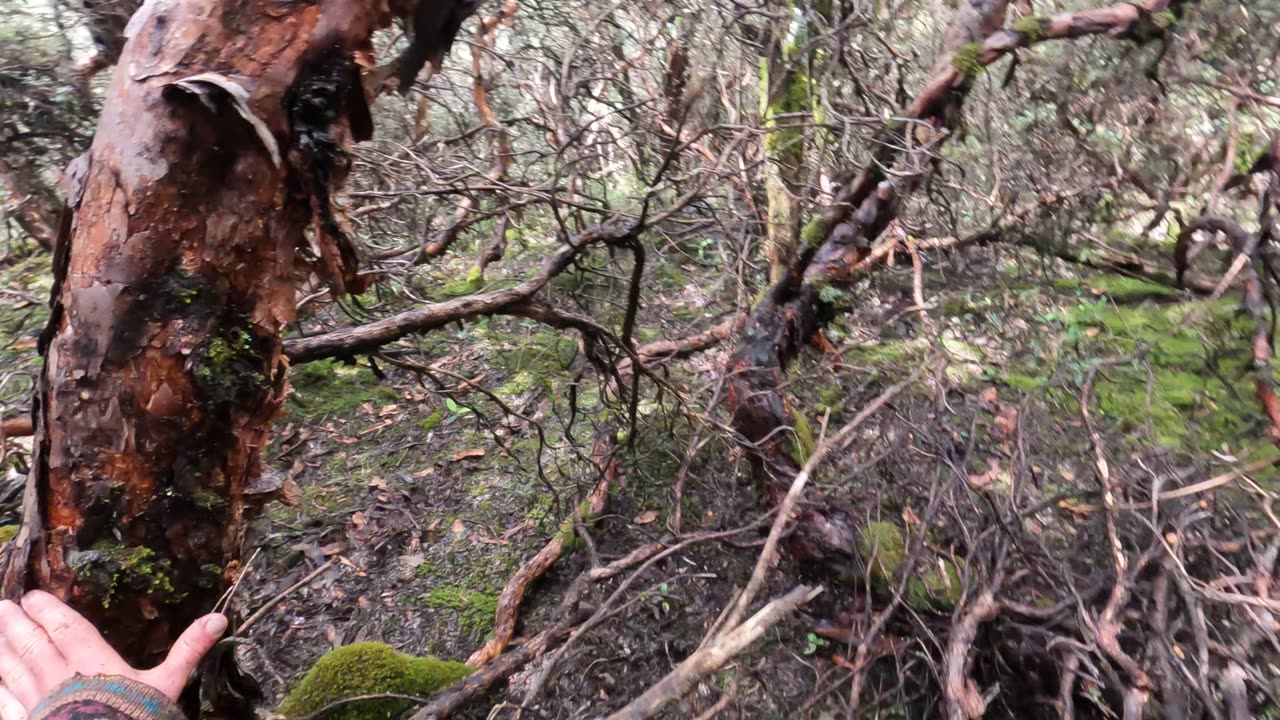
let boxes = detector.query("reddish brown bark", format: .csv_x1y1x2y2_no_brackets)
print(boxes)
0,0,459,664
1,415,32,438
724,0,1187,563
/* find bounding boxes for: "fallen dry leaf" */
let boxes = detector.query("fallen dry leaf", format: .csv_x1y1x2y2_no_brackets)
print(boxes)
320,542,343,556
994,405,1019,441
450,518,467,535
450,448,486,462
501,518,535,539
350,511,366,530
280,476,302,507
967,458,1006,489
979,386,998,406
633,509,658,525
359,419,395,436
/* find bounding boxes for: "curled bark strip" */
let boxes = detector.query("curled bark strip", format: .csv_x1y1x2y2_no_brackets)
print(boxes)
604,585,822,720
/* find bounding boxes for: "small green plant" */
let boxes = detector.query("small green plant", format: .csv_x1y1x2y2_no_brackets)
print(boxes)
444,397,471,422
803,632,828,655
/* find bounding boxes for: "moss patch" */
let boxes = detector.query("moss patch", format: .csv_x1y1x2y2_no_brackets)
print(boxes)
950,42,986,75
422,587,499,640
858,522,962,610
0,525,16,544
287,359,399,422
278,642,471,720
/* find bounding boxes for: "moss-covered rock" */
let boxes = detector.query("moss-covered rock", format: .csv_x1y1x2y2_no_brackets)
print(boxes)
858,522,963,610
278,642,471,720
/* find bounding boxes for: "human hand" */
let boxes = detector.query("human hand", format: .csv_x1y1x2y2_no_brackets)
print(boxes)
0,591,227,719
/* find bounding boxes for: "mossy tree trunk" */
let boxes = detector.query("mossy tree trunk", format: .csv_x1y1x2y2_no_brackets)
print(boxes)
0,0,412,664
726,0,1188,563
759,0,819,282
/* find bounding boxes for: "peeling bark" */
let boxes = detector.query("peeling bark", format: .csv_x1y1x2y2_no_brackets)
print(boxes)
0,0,423,664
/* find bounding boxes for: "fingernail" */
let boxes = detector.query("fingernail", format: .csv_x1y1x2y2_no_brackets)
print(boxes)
204,614,228,636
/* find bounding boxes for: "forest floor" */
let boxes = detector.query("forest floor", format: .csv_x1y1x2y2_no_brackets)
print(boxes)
3,230,1278,718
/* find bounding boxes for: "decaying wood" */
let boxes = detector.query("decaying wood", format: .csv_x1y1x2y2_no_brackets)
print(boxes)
0,0,435,663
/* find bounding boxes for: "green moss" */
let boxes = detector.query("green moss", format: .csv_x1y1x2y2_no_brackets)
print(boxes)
422,587,499,639
191,486,225,511
1058,299,1260,450
859,522,905,580
800,217,825,247
70,544,178,607
789,411,817,466
287,360,399,421
1086,275,1176,302
278,642,471,720
464,266,485,291
1001,373,1046,393
1236,137,1267,174
858,522,961,610
191,326,268,407
950,42,986,76
497,371,538,400
1011,16,1047,40
0,525,16,544
420,410,443,433
906,557,962,610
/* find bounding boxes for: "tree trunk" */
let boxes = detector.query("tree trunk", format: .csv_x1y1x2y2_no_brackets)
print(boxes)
759,0,815,281
724,0,1187,564
0,0,402,664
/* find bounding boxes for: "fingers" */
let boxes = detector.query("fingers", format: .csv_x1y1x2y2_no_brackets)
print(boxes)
0,684,25,720
19,590,122,677
0,636,40,708
146,614,227,700
0,599,68,705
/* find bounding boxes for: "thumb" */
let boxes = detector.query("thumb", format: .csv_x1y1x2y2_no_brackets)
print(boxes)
148,614,228,699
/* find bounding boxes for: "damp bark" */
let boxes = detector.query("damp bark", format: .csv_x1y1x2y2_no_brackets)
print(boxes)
0,0,407,664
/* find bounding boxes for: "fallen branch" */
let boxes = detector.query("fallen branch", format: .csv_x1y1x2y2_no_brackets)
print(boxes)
0,415,31,438
603,585,822,720
718,371,920,636
284,222,636,363
943,588,1002,720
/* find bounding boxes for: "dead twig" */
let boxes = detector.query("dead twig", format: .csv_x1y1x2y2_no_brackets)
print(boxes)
603,585,822,720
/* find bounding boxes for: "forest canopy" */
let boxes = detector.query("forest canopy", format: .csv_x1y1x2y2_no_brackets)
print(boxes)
1,0,1280,718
